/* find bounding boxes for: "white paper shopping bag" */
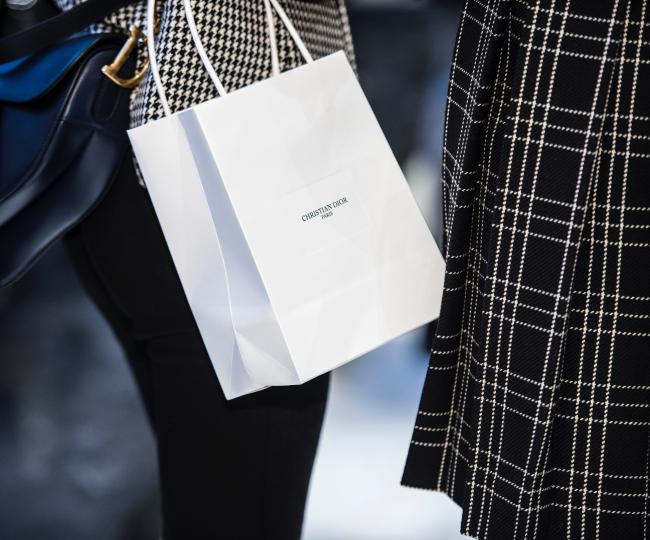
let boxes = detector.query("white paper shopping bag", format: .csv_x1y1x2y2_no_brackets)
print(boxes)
128,0,446,399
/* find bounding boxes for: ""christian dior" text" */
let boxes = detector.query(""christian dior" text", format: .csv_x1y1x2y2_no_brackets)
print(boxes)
301,197,349,222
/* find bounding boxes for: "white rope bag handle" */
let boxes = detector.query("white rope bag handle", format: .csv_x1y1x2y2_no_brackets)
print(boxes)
146,0,314,118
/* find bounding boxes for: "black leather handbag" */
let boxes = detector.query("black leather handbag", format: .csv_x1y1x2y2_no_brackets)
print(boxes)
0,0,140,287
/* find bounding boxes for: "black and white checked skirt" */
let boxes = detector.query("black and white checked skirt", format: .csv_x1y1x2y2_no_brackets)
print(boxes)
403,1,650,539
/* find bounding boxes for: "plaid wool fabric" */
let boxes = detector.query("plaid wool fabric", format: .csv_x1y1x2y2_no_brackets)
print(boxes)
402,1,650,539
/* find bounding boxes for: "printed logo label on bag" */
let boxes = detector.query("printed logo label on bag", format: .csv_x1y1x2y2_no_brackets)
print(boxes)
301,197,349,222
277,168,370,257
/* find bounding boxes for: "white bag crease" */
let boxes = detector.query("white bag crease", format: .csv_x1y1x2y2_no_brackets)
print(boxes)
128,0,446,399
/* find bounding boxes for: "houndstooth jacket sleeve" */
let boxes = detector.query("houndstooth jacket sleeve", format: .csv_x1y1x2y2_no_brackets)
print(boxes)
54,0,355,128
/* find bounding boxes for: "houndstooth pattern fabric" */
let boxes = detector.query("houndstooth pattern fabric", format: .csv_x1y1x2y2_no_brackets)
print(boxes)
402,1,650,539
55,0,355,126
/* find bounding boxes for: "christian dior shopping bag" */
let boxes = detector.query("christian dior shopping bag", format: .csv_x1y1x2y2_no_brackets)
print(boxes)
128,0,446,399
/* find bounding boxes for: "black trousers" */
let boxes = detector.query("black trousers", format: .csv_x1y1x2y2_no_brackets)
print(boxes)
65,157,329,540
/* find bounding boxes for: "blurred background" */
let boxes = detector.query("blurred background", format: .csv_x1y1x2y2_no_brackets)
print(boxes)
0,1,468,538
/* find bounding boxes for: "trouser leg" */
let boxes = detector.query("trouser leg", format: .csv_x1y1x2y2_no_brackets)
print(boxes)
66,158,329,539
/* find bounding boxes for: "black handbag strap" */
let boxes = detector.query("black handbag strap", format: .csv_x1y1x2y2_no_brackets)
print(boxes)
0,0,136,64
